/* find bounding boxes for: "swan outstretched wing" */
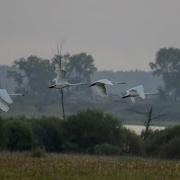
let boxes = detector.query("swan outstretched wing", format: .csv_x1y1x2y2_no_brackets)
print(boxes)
0,98,9,112
90,79,113,96
131,85,145,99
122,85,145,102
0,89,13,104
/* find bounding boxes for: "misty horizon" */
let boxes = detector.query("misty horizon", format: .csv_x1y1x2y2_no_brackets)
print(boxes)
0,0,180,71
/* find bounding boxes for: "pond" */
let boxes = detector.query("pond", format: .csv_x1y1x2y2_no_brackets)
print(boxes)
123,125,165,135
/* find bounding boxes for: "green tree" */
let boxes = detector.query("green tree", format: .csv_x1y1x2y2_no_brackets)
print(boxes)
63,110,123,153
123,129,144,155
32,117,64,152
9,56,54,92
8,56,57,107
4,119,34,151
94,143,122,155
7,53,97,115
65,53,97,83
149,47,180,99
144,125,180,157
159,137,180,159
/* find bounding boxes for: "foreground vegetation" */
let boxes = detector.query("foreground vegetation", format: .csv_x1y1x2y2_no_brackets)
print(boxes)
0,110,180,159
0,152,179,180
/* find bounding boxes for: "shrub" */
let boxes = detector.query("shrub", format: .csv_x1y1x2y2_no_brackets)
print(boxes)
4,119,34,151
32,117,64,152
62,142,79,152
94,143,121,155
159,137,180,159
123,129,144,156
144,126,180,156
63,109,123,153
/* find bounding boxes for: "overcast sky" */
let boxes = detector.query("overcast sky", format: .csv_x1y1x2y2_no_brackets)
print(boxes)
0,0,180,71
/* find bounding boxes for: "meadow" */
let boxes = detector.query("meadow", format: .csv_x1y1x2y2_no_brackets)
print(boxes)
0,152,179,180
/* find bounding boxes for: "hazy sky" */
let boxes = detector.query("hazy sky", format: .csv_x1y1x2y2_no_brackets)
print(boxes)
0,0,180,71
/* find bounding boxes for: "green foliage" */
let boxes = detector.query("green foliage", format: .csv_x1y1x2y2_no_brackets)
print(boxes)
65,53,97,83
150,47,180,99
8,56,54,93
94,143,122,155
63,109,123,153
32,117,64,152
8,56,57,109
62,142,79,152
123,129,144,155
159,137,180,159
3,119,34,151
7,53,97,114
0,110,180,159
144,126,180,159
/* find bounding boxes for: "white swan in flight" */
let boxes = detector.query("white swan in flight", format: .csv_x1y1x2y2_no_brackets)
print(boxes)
49,64,126,96
49,64,87,89
89,79,126,96
0,89,24,112
122,85,157,103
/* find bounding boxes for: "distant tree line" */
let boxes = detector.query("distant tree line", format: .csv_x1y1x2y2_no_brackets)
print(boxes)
7,53,97,110
8,53,96,93
6,47,180,104
3,47,180,121
0,110,180,159
1,47,180,123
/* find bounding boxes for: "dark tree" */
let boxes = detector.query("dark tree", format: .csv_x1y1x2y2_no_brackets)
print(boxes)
150,47,180,100
8,56,56,108
65,53,97,83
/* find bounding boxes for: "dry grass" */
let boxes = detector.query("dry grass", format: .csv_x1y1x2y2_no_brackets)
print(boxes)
0,152,179,180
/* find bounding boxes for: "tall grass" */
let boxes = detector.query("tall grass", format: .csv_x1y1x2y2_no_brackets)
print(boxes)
0,152,179,180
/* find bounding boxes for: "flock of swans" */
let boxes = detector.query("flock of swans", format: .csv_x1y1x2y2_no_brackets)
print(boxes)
0,63,156,112
48,64,157,103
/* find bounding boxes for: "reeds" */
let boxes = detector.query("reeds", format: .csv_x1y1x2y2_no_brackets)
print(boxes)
0,152,179,180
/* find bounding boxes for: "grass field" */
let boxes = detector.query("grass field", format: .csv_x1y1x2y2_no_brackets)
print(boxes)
0,152,179,180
